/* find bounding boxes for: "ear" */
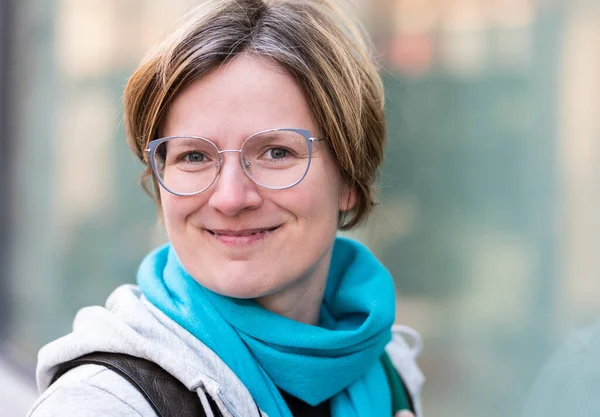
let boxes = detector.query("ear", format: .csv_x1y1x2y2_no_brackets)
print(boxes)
339,182,357,212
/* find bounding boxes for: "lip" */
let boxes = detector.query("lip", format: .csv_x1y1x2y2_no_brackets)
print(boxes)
205,225,281,246
206,226,280,236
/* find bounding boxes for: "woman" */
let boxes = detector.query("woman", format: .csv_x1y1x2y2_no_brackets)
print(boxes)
28,0,423,416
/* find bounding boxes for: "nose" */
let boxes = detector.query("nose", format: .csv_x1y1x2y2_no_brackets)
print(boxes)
207,151,263,216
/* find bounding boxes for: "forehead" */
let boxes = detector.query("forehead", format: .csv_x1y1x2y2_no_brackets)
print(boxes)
161,54,317,146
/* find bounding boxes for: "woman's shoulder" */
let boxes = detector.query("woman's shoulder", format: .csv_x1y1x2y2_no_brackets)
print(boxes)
28,364,157,417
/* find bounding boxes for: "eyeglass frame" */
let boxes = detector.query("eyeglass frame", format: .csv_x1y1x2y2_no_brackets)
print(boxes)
145,127,323,196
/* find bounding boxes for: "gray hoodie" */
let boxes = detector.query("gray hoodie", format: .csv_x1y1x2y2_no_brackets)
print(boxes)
27,285,424,417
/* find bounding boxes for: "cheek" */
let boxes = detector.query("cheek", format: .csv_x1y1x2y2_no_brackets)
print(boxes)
160,190,204,228
276,167,343,226
310,159,345,212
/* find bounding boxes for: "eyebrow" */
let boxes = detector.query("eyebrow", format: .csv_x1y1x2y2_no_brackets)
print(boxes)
166,137,213,148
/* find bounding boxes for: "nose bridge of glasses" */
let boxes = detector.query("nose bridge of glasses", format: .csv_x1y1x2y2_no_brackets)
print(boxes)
218,149,243,154
216,148,250,172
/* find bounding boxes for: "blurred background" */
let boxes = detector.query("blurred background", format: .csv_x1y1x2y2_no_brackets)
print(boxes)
1,0,599,416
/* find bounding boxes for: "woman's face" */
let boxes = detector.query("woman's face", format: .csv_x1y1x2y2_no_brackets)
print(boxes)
160,54,354,302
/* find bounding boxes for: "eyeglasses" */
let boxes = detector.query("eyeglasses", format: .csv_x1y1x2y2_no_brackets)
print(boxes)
145,128,322,196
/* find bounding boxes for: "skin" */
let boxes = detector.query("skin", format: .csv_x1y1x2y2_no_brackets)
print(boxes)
159,54,355,325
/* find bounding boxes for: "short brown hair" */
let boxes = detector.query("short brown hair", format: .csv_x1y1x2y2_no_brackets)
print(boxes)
123,0,386,230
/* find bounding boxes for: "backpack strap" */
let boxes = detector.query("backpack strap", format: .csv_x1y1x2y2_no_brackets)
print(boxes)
380,351,415,415
51,352,222,417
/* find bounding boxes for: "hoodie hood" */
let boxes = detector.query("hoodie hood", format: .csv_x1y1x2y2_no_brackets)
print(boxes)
36,284,260,416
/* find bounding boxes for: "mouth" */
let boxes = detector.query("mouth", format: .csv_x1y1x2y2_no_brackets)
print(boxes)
204,225,281,246
206,226,280,236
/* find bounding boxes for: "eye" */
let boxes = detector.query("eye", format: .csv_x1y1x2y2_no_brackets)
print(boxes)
265,148,289,159
183,152,206,163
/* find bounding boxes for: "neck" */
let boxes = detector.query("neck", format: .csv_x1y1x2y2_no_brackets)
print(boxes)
255,249,332,325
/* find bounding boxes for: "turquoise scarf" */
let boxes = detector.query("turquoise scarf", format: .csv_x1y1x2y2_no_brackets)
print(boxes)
138,237,395,417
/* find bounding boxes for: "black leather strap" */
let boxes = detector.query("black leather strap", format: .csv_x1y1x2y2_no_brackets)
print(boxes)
51,352,221,417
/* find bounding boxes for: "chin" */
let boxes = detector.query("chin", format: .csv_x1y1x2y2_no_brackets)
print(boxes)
209,281,275,300
197,267,280,300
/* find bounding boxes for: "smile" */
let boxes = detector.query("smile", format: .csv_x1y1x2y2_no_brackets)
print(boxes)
205,226,281,246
